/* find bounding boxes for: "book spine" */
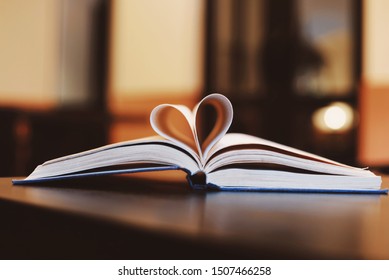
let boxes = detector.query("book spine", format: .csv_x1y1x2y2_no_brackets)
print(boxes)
185,171,219,191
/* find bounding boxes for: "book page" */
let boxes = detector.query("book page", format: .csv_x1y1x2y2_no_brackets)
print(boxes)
150,104,197,153
207,168,382,190
150,93,233,166
208,133,354,167
26,138,202,180
204,133,376,178
192,93,233,160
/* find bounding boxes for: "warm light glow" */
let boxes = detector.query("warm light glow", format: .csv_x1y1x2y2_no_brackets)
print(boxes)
312,102,354,133
323,105,347,130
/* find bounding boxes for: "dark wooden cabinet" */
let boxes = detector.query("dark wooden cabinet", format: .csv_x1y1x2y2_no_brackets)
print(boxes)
0,110,17,176
204,0,361,165
0,109,109,176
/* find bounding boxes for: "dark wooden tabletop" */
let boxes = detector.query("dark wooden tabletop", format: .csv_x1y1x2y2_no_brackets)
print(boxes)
1,173,388,259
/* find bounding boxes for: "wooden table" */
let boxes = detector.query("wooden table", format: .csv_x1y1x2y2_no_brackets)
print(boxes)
1,174,388,259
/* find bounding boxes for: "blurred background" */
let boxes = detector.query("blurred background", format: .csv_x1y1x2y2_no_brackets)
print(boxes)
0,0,388,177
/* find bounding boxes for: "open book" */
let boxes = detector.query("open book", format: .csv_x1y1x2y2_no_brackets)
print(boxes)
13,94,386,194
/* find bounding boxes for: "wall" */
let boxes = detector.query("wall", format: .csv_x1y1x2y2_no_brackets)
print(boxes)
108,0,205,115
359,0,389,166
0,0,60,108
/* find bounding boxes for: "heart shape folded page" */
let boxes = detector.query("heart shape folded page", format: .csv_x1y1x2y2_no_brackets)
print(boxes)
150,93,233,165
